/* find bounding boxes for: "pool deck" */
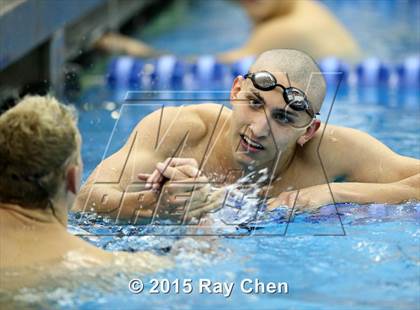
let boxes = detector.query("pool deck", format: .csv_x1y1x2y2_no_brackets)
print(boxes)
0,0,153,95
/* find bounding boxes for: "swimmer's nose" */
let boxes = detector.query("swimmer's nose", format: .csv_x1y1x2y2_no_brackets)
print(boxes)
249,114,270,139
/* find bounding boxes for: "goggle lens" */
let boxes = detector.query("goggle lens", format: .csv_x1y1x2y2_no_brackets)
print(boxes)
252,72,276,90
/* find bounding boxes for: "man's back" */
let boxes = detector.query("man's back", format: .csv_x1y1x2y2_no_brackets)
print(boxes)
221,0,360,62
0,204,170,291
0,205,112,268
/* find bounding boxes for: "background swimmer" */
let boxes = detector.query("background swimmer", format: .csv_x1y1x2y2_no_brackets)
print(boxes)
0,96,170,291
95,0,360,62
74,49,419,222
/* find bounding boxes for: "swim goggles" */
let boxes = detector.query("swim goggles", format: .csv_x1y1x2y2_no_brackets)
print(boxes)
244,71,318,128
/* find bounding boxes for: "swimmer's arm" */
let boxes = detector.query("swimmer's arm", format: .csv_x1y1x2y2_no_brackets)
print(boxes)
74,177,158,221
321,127,420,204
328,173,420,204
269,127,419,211
74,106,208,219
326,158,420,205
73,145,166,220
268,175,419,213
73,127,164,219
333,127,419,201
94,32,162,58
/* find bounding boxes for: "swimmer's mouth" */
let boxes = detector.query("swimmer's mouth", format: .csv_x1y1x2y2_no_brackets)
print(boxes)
240,134,265,152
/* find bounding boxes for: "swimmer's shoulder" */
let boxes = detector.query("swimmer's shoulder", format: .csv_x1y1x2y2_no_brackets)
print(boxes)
300,124,352,161
307,123,361,145
190,102,232,123
134,103,229,148
67,233,171,272
137,103,229,125
301,124,375,168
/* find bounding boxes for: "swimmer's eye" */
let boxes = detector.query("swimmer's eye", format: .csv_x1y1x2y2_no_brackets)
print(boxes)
248,98,264,109
272,111,295,125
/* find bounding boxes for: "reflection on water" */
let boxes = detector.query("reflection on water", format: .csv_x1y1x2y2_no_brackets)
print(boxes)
2,202,417,309
65,84,420,308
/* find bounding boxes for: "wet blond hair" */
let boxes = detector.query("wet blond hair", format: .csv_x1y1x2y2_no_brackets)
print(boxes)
0,96,79,207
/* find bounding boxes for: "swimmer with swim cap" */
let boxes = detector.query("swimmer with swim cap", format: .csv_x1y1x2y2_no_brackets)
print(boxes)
0,96,170,291
75,49,419,221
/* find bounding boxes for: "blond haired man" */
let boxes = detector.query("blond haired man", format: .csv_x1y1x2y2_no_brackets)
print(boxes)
0,96,169,290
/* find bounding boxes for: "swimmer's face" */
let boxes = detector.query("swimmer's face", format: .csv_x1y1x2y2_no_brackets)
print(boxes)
229,72,309,170
239,0,294,22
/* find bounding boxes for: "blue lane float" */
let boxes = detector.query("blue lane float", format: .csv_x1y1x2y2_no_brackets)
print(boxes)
106,55,420,89
396,56,420,87
154,55,189,86
107,56,137,87
356,58,390,86
231,55,256,77
192,55,226,81
318,57,350,85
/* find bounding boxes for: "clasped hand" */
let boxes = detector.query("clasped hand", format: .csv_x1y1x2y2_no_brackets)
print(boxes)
138,158,225,222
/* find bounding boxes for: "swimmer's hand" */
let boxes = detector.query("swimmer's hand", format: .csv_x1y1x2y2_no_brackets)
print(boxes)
257,184,274,199
162,184,226,223
266,184,334,214
139,158,202,190
138,158,225,222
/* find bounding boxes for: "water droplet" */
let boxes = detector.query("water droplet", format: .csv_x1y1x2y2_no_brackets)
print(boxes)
103,101,116,111
111,111,120,119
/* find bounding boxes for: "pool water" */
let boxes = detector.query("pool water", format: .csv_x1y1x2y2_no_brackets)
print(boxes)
138,0,419,60
68,1,420,308
62,84,420,310
8,0,420,309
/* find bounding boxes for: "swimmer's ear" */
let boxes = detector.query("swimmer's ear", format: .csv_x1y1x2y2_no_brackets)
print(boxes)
66,165,81,195
297,119,321,146
230,76,245,100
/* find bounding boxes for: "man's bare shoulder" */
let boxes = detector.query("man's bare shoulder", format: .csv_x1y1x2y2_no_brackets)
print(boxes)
190,103,232,122
134,103,230,142
302,124,404,177
302,124,367,164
